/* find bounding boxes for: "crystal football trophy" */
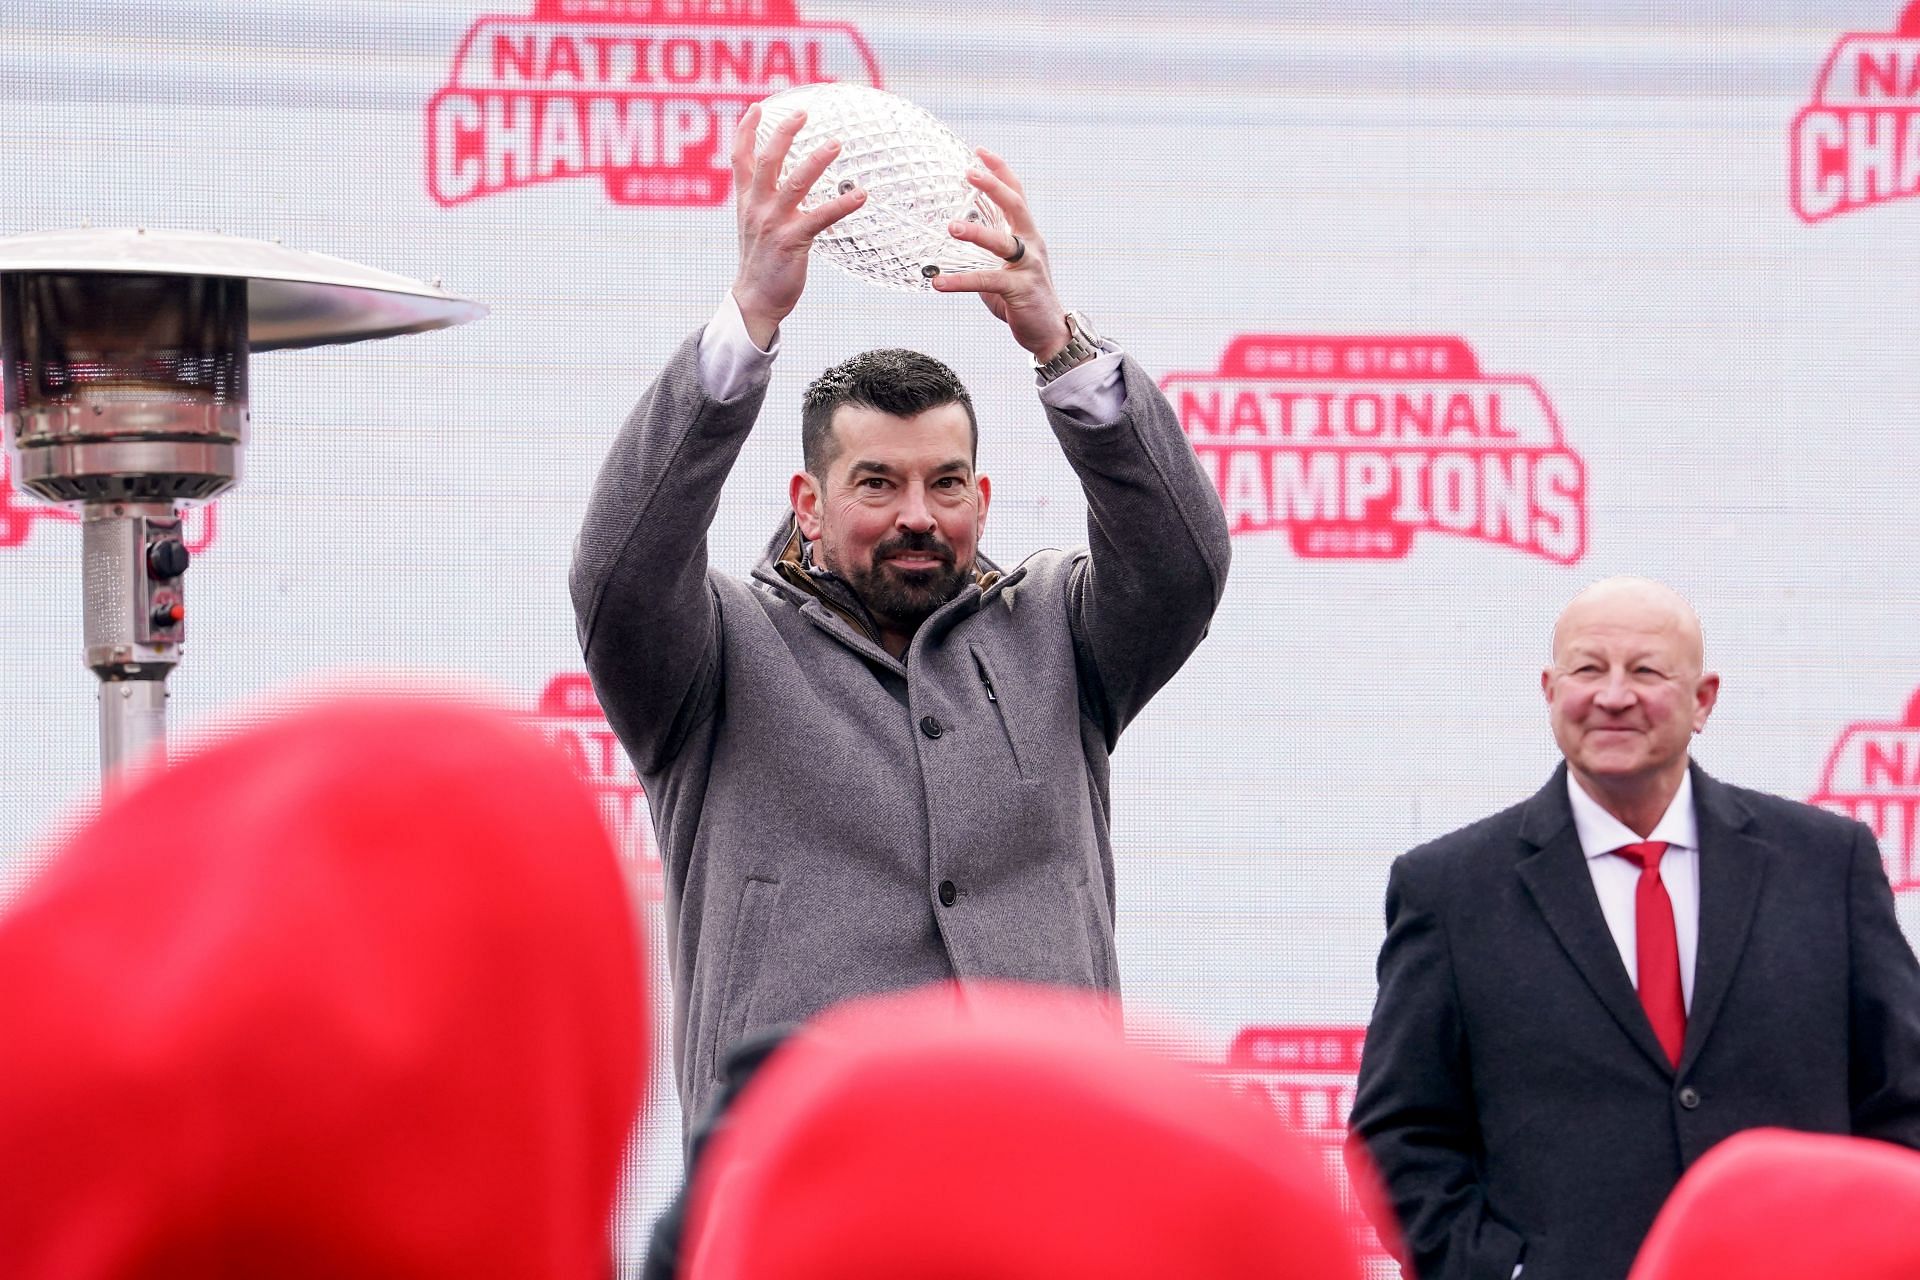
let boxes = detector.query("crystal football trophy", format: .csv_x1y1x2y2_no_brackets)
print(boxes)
754,84,1010,292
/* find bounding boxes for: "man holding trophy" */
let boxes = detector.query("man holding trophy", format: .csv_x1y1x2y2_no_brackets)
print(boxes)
571,96,1230,1126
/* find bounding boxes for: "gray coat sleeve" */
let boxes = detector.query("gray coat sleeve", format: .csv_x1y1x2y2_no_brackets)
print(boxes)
1347,855,1526,1280
1045,353,1231,747
569,331,770,774
1846,823,1920,1146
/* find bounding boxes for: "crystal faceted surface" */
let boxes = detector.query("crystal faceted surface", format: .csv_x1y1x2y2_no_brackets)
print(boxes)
755,84,1009,293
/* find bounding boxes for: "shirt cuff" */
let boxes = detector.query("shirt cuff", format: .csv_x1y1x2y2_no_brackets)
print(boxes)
1037,345,1127,424
696,293,779,400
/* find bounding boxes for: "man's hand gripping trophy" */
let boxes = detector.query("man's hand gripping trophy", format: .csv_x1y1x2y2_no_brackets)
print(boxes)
727,103,1074,365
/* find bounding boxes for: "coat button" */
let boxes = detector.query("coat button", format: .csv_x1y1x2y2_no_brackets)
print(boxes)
919,715,943,739
1677,1086,1701,1110
938,880,957,906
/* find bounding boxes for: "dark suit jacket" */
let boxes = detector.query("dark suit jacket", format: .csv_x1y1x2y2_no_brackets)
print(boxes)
1347,763,1920,1280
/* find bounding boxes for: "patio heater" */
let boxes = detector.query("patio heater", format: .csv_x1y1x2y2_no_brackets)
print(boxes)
0,228,484,783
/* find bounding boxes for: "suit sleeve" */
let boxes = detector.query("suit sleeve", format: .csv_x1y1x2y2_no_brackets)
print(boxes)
568,331,770,775
1845,822,1920,1147
1044,353,1231,747
1347,855,1526,1280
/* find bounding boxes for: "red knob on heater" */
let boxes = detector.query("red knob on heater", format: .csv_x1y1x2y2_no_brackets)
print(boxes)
152,602,184,629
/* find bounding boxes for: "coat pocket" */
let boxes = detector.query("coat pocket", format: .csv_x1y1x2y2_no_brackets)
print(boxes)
709,875,783,1084
969,644,1028,779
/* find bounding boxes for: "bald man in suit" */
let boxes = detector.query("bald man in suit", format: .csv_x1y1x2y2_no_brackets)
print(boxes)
1347,578,1920,1280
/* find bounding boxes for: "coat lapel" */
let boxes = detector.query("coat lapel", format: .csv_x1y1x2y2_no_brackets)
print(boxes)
1515,765,1677,1075
1676,764,1769,1075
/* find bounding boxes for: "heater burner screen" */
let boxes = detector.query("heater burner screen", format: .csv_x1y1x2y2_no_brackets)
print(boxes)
2,273,246,413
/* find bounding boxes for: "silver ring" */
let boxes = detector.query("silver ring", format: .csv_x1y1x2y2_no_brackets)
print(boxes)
1002,234,1026,265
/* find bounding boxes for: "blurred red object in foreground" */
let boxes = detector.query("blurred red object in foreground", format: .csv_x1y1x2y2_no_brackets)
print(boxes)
687,982,1369,1280
0,696,646,1279
1630,1128,1920,1280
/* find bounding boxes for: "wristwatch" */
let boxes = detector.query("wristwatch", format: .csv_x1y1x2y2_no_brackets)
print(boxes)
1034,310,1105,384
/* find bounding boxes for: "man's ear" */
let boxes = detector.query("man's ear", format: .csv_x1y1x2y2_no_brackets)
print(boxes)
975,473,991,534
1692,671,1721,733
790,471,824,541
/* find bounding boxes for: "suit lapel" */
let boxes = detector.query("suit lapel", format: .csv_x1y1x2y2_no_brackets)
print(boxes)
1677,764,1769,1075
1515,765,1678,1075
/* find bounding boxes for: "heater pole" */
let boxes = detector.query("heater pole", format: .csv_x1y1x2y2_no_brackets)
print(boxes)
99,675,168,781
82,501,185,781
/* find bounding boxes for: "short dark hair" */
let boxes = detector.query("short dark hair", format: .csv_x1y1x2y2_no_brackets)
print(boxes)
800,349,978,478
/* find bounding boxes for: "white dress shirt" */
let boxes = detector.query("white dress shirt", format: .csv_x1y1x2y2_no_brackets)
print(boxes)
1566,769,1701,1010
695,292,1128,422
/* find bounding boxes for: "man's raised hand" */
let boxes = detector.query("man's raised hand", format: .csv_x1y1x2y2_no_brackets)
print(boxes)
929,149,1074,363
729,103,867,350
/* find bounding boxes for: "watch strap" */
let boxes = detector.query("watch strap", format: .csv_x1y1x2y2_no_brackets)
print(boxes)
1034,311,1104,384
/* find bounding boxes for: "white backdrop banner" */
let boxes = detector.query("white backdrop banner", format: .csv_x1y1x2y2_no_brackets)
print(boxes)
5,2,1920,1272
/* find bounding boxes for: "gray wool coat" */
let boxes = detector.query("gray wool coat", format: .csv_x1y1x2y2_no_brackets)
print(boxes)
571,331,1231,1122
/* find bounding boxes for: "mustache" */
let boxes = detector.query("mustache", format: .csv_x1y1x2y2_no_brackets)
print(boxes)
874,531,955,565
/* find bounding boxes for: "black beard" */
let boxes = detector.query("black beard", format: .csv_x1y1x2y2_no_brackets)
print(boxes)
830,530,970,632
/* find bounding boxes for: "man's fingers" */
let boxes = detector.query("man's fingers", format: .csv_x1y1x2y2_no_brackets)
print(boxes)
730,104,762,192
967,148,1029,210
965,166,1033,237
945,217,989,247
928,269,1017,296
779,140,842,212
973,148,1027,199
946,217,1034,264
794,186,867,239
751,108,809,199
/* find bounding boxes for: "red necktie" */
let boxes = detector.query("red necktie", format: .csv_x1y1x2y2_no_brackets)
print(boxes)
1614,840,1686,1066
